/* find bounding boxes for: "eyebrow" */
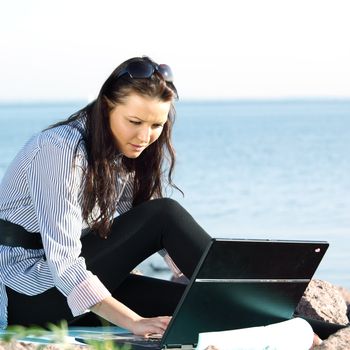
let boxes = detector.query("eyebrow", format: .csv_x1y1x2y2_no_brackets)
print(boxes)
127,115,167,124
127,115,143,120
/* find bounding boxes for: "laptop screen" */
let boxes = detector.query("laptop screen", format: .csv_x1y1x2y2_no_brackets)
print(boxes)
162,238,328,347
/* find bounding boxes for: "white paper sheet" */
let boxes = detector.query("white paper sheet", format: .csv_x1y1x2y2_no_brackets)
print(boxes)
196,318,314,350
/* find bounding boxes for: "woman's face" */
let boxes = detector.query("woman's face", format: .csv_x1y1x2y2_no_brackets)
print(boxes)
109,93,171,158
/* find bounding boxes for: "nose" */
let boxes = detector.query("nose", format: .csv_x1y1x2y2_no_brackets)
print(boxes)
137,126,151,144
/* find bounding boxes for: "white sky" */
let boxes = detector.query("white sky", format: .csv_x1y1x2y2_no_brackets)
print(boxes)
0,0,350,101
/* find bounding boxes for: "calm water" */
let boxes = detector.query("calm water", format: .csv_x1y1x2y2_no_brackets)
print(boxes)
0,100,349,288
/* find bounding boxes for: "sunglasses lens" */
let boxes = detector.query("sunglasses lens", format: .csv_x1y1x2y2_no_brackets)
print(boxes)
126,61,154,79
157,64,174,82
117,59,175,84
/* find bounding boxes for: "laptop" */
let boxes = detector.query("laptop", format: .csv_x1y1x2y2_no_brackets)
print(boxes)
76,238,328,349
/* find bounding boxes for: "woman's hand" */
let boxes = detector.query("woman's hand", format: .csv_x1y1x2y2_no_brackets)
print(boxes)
91,296,171,336
131,316,172,337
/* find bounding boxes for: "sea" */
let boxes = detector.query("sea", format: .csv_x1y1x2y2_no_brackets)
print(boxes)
0,99,349,289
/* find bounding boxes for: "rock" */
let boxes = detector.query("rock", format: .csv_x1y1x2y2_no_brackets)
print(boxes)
0,342,37,350
296,279,349,325
338,286,350,305
314,326,350,349
338,286,350,322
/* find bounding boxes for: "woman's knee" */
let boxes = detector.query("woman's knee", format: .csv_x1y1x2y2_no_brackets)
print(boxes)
152,197,180,207
151,198,185,217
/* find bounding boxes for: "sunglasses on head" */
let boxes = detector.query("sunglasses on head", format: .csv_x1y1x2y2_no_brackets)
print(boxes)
116,58,175,83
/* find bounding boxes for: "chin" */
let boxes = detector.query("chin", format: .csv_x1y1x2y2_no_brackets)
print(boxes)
124,151,143,159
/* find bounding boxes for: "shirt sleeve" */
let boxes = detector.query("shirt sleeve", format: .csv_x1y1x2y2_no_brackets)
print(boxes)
26,132,111,316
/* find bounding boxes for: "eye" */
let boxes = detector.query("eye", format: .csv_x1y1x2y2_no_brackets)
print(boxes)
152,123,164,129
129,120,141,125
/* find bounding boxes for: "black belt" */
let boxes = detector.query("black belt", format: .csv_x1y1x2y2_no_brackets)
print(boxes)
0,219,43,249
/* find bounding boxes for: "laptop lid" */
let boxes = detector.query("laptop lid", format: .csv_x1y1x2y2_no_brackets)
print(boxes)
161,238,328,348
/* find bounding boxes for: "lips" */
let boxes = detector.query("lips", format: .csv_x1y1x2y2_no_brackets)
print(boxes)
130,143,146,150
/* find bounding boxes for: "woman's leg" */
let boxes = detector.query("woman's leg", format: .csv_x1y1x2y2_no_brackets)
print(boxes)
72,198,211,325
6,274,187,327
80,198,211,292
112,274,187,317
7,198,210,326
6,286,71,327
70,274,187,326
301,316,348,340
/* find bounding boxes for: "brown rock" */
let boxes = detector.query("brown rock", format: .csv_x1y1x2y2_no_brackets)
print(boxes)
296,279,349,325
338,286,350,321
0,342,37,350
338,286,350,305
314,326,350,350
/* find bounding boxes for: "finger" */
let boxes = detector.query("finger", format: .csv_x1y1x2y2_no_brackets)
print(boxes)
137,317,172,336
144,325,166,336
148,317,170,329
145,332,163,339
158,316,172,325
144,319,168,332
154,319,168,331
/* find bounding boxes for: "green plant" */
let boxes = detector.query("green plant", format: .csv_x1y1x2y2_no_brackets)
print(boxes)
0,324,47,342
0,320,129,350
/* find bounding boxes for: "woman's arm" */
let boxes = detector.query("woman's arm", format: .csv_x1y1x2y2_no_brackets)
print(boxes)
90,295,171,336
25,130,169,335
25,132,111,316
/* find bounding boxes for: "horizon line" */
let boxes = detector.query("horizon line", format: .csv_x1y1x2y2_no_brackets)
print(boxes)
1,96,350,107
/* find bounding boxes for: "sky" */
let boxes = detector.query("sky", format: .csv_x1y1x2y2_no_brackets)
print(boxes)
0,0,350,101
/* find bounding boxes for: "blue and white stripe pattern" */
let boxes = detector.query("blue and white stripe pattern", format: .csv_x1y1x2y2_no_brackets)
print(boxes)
0,118,137,328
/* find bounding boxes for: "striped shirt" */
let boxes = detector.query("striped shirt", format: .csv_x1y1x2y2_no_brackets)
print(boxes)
0,116,179,329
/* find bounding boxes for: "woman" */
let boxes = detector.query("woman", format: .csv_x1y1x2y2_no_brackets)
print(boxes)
0,56,211,335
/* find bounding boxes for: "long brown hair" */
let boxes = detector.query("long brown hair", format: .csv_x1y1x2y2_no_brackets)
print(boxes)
50,57,179,238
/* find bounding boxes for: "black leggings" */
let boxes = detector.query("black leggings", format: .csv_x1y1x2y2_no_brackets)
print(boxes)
6,198,345,339
6,198,211,327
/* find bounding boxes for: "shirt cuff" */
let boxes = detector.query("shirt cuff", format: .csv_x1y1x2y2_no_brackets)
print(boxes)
67,274,111,316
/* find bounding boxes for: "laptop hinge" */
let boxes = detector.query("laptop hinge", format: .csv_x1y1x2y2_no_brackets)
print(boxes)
165,345,195,349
